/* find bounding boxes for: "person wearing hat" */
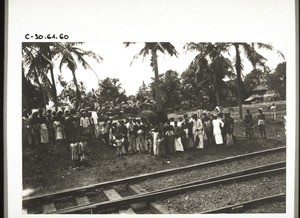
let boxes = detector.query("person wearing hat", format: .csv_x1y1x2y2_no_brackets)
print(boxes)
257,108,266,138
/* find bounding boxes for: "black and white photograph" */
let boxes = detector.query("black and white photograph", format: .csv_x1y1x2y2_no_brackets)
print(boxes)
20,41,288,215
5,0,298,217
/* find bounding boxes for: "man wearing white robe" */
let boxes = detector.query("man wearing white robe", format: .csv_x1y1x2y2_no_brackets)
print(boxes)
212,114,224,145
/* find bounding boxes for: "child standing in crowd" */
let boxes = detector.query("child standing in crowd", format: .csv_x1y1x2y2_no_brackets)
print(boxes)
258,108,267,139
70,139,79,167
78,136,89,166
244,109,254,139
115,133,125,159
270,103,277,120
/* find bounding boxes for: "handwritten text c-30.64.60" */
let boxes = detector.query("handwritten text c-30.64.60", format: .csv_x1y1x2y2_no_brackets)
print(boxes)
25,34,69,40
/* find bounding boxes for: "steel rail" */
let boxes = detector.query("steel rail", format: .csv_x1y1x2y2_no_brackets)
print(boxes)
150,161,285,194
51,166,286,214
201,193,286,213
23,146,285,207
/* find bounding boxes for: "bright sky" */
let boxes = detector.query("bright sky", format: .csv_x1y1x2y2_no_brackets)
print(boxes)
54,42,286,96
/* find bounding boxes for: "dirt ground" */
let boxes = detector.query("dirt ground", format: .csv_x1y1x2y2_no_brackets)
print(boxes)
22,103,286,199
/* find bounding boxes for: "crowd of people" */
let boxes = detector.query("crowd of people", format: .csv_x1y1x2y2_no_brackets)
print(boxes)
22,106,272,164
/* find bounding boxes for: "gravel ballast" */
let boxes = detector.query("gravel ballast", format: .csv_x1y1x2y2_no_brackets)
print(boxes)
158,173,286,213
244,201,286,213
139,151,286,192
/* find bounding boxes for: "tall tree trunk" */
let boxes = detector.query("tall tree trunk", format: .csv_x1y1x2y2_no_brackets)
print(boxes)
213,71,221,106
33,68,47,109
151,49,162,112
71,70,81,110
49,67,58,111
46,45,58,111
234,43,243,119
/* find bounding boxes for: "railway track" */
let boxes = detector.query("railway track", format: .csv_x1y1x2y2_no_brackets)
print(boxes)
23,146,286,214
202,193,285,213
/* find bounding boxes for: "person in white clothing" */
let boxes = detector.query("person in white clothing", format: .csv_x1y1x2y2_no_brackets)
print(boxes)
174,121,184,151
193,114,204,149
151,128,159,155
212,114,224,145
270,103,277,120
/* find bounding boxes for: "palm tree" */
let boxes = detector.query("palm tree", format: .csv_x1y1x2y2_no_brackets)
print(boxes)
57,42,103,110
186,42,280,119
22,43,51,109
124,42,178,112
185,43,233,106
22,42,60,111
230,43,277,119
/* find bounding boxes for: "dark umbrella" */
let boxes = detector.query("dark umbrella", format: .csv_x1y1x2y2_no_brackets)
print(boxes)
139,102,155,110
138,110,159,124
138,110,157,118
113,114,119,120
105,111,113,116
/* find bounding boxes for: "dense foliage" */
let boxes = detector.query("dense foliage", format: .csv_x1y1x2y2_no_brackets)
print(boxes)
22,42,286,116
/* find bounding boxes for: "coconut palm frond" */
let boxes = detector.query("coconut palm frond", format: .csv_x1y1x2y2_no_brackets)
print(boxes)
123,42,136,47
130,47,150,65
256,43,274,50
159,42,179,57
241,43,266,67
83,51,103,62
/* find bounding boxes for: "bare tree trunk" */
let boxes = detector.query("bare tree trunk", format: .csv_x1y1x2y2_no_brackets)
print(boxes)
33,68,47,109
234,43,243,119
46,45,58,112
49,67,58,111
71,70,81,110
151,49,162,112
213,71,221,106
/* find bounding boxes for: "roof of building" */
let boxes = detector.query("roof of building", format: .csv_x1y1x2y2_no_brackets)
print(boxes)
252,85,268,91
244,94,264,102
244,90,279,102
